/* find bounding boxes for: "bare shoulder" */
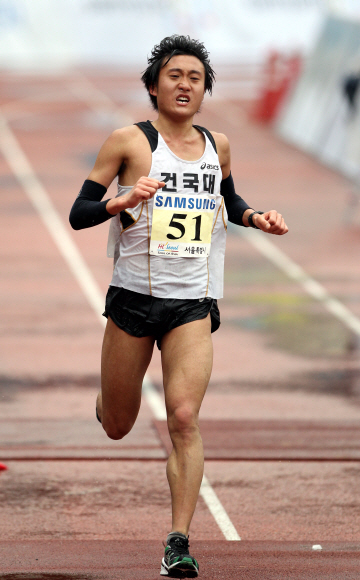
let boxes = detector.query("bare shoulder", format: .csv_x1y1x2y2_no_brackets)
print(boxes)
94,124,145,162
88,124,145,187
210,131,230,149
112,124,142,139
105,124,142,150
210,131,231,170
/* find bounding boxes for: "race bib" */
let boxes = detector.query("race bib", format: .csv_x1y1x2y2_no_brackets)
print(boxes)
150,192,215,257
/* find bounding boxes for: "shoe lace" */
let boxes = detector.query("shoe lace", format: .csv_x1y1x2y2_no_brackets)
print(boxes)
167,536,190,558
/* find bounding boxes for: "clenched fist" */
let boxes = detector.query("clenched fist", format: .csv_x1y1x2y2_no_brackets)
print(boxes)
106,177,165,215
251,210,288,235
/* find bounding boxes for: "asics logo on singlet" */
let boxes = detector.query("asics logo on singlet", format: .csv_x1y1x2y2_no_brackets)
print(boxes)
200,162,219,170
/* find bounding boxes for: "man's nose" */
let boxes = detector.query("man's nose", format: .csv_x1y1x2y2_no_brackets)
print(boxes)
178,78,190,90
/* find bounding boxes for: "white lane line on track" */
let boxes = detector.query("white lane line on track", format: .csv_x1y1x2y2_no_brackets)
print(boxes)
0,113,105,327
240,228,360,337
209,98,360,337
200,474,241,541
0,106,240,541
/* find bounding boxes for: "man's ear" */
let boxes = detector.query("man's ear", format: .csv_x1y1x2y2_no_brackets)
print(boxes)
149,85,157,97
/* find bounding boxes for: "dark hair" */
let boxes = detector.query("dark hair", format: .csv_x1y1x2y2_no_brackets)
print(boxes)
141,35,216,110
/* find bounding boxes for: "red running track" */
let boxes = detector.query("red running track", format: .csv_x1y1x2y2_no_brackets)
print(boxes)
1,69,360,578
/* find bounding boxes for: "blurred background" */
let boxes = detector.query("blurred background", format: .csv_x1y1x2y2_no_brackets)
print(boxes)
0,0,357,69
2,0,360,557
2,0,360,181
1,0,360,450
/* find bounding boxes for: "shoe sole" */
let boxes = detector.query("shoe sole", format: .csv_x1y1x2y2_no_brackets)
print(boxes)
160,558,198,578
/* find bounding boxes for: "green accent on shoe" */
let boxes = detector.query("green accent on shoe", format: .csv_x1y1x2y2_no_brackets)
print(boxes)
161,535,199,578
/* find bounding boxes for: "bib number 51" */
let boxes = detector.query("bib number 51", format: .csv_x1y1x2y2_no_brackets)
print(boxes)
167,213,202,241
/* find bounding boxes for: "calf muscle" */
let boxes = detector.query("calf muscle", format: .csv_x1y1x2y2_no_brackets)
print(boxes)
100,317,154,440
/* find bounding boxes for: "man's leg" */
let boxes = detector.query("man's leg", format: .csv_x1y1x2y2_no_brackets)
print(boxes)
98,317,155,440
161,314,213,535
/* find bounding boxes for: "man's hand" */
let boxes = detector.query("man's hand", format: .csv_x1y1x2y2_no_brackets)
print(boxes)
106,177,165,215
124,177,166,209
253,210,288,235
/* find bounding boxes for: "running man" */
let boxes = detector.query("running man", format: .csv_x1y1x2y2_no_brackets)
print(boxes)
69,35,288,578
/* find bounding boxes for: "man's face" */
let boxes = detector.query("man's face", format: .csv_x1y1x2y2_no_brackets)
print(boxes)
150,54,206,117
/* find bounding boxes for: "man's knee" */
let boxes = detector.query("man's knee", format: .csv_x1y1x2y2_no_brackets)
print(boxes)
168,405,199,441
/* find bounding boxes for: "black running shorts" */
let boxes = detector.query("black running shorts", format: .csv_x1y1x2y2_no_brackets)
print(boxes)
103,286,220,350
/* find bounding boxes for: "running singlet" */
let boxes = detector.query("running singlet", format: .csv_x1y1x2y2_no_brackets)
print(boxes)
107,121,227,299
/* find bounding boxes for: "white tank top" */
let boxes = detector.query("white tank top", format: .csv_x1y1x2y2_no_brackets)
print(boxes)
107,121,227,299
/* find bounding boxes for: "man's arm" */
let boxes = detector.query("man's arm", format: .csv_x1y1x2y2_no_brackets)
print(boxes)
69,127,164,230
213,132,288,236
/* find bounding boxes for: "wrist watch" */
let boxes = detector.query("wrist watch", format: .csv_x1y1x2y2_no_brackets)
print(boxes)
248,211,264,229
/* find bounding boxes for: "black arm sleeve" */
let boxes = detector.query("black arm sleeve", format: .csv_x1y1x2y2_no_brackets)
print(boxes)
69,180,112,230
221,172,251,227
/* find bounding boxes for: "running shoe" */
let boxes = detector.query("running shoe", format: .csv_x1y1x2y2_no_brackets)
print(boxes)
160,534,199,578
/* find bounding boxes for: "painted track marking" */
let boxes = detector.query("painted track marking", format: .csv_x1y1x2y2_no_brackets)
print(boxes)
0,112,105,326
210,97,360,337
0,100,240,541
240,227,360,337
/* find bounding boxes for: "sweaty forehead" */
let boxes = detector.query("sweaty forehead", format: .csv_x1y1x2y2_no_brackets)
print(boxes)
161,54,205,74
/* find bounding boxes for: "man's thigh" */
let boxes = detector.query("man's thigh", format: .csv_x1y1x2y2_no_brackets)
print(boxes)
101,317,155,426
160,314,213,414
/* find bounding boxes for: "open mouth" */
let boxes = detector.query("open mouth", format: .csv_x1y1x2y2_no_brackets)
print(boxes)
176,95,190,104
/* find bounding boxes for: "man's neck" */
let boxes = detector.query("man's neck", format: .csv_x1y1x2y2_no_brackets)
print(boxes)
152,114,196,141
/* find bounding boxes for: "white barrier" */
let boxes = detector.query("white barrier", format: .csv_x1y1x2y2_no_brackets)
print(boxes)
276,15,360,181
